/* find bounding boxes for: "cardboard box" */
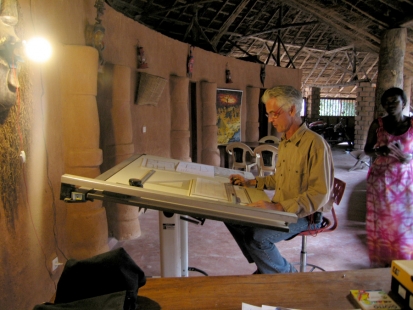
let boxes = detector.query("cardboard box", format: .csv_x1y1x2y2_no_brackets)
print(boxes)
391,260,413,310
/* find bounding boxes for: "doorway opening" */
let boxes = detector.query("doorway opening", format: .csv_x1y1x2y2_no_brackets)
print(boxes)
258,88,271,139
189,82,197,162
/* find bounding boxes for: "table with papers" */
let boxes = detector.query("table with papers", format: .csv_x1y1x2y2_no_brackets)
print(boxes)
139,268,393,310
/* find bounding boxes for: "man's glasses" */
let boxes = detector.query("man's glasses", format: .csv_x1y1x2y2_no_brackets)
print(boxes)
265,104,287,119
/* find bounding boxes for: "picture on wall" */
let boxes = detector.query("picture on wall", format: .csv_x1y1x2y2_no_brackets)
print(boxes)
216,88,243,145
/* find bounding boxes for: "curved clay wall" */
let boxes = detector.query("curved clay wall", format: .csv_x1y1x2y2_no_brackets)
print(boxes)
0,1,301,309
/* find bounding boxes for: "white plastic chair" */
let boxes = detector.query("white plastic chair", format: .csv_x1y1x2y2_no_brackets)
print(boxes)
349,150,370,171
253,144,278,176
258,135,280,144
225,142,257,172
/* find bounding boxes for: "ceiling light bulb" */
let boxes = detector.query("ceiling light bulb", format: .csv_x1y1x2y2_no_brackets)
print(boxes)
24,37,52,62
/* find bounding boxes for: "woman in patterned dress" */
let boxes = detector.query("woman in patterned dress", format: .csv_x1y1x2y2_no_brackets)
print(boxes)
364,87,413,267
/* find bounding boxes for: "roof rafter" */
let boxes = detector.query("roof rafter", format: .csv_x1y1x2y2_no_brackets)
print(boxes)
284,0,380,52
239,21,319,40
211,0,251,48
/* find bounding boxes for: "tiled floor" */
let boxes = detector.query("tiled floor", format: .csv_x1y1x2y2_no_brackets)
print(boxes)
113,144,371,277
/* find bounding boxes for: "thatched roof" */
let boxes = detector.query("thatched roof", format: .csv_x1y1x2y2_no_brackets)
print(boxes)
105,0,413,98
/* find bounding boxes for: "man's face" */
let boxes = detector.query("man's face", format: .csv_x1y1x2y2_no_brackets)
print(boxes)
265,97,294,133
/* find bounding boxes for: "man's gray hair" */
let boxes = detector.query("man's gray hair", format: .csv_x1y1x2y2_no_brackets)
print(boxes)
261,85,303,116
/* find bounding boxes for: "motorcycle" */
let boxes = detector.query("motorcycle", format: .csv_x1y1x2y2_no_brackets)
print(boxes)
308,118,354,149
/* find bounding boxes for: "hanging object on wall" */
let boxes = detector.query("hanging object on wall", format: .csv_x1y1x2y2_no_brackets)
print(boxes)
0,0,18,26
225,63,233,83
260,64,266,87
0,0,22,116
85,0,106,71
136,40,148,69
187,45,194,78
135,72,167,106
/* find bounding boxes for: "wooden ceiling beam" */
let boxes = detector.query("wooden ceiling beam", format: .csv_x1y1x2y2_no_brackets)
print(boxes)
303,52,324,84
266,37,279,65
284,0,380,52
227,39,265,63
278,10,302,64
399,15,413,27
305,79,370,88
227,35,369,74
229,0,263,33
278,36,296,68
276,4,283,66
302,49,354,74
313,52,337,84
217,0,263,54
325,45,354,54
211,0,251,48
324,55,347,91
265,42,278,63
286,23,320,67
239,21,319,40
223,4,281,54
299,53,311,69
148,0,219,17
341,0,388,28
356,52,371,80
377,0,405,12
324,54,347,86
206,0,231,29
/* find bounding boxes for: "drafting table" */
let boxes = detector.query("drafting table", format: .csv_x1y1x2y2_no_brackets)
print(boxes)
60,154,297,277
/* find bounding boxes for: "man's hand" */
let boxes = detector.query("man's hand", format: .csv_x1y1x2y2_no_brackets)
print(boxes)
248,200,284,211
230,174,258,187
230,174,247,186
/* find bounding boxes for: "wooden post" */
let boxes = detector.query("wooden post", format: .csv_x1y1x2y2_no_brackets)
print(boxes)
403,75,412,115
308,87,320,119
201,82,220,166
61,46,109,259
100,64,141,241
374,28,406,118
245,87,260,142
170,76,191,162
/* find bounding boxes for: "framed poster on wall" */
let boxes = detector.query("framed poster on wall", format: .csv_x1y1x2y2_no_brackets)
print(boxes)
216,88,243,145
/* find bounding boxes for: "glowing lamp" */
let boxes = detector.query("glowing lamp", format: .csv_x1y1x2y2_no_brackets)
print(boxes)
24,37,52,63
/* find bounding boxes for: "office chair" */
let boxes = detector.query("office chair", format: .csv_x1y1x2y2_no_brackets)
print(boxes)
225,142,257,172
289,178,346,272
258,135,280,144
253,144,278,176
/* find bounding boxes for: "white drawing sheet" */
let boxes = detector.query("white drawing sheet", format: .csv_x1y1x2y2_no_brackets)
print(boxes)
176,162,214,177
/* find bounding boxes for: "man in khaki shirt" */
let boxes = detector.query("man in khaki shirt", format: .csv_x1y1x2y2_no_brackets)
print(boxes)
227,85,334,274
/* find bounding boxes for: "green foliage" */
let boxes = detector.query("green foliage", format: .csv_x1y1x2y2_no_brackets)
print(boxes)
320,98,356,116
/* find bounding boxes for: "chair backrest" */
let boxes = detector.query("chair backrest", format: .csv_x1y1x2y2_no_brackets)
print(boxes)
321,177,346,232
253,144,278,176
332,177,346,206
258,135,280,144
298,177,346,236
225,142,256,171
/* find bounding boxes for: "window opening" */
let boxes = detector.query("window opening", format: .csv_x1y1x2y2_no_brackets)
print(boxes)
320,98,356,116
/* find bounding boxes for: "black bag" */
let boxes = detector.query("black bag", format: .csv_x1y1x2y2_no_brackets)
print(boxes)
33,291,160,310
34,291,128,310
53,247,146,310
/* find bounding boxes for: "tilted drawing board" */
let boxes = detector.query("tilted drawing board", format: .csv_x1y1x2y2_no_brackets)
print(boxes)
61,154,297,230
